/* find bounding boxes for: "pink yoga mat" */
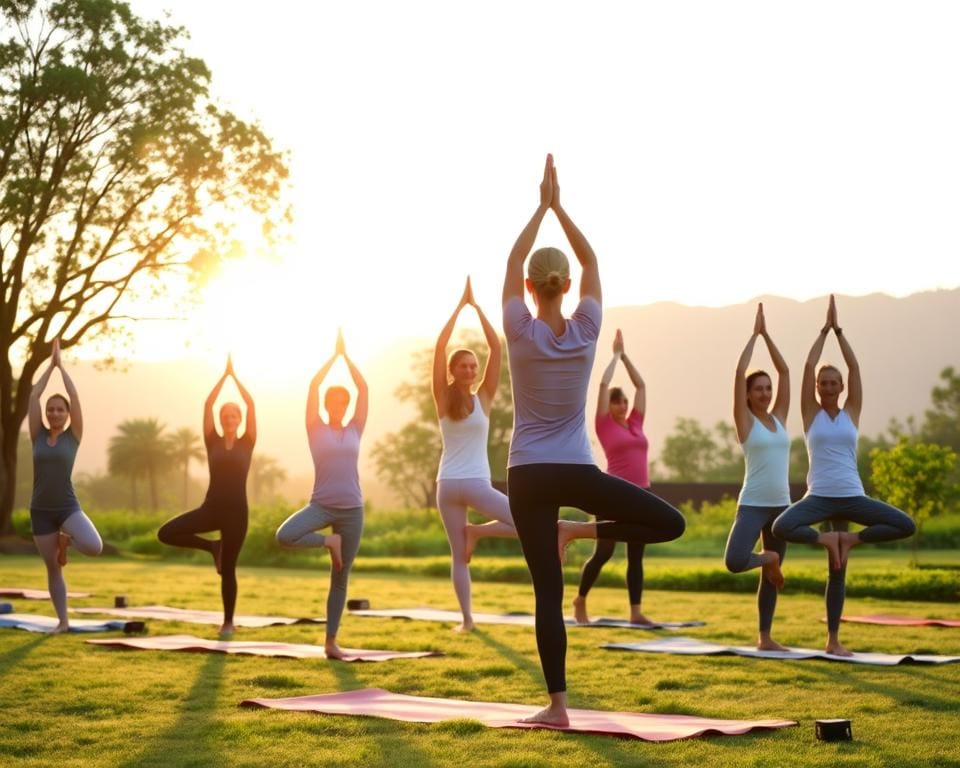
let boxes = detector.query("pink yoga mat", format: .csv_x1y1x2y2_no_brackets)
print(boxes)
0,588,91,599
841,614,960,628
74,605,324,628
87,634,442,662
240,687,796,742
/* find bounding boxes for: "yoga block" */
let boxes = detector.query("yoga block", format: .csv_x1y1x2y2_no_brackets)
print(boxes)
122,621,147,635
0,602,12,614
347,599,370,610
816,719,852,741
114,595,128,608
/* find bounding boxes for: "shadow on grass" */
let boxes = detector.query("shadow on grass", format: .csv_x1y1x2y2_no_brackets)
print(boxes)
327,655,440,767
0,633,48,677
117,649,227,768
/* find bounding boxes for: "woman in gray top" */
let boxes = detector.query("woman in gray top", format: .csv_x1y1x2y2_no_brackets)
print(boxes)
28,339,103,632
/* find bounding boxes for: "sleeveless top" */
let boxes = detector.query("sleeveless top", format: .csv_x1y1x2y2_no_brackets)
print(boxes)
595,409,649,488
805,409,864,497
438,394,491,481
203,430,254,510
308,422,364,509
31,427,81,513
737,415,791,507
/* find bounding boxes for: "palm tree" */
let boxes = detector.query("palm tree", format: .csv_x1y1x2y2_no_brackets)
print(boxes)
108,419,172,510
166,427,205,509
248,454,287,505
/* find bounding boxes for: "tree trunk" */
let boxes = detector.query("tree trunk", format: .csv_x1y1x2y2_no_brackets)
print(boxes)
0,430,18,536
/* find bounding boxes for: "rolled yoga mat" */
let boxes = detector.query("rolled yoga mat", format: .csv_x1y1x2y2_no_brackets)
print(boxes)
603,636,960,666
0,613,136,634
74,605,325,628
240,687,796,742
87,634,442,662
840,614,960,628
350,607,702,630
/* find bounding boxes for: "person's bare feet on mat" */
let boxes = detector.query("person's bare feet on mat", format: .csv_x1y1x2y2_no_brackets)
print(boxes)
219,622,235,637
325,638,346,660
826,638,854,657
757,635,789,652
572,595,589,624
50,622,70,634
520,703,569,728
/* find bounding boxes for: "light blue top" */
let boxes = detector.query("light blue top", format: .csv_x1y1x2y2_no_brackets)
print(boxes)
503,296,601,467
308,422,363,509
805,408,865,497
738,415,791,507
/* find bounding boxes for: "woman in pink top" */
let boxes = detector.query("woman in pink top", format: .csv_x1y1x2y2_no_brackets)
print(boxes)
573,329,654,626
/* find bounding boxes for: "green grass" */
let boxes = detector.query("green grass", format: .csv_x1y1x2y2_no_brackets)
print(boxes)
1,557,959,767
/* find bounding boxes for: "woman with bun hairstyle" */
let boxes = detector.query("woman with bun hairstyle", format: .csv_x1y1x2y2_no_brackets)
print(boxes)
724,302,790,650
573,328,655,626
773,295,915,656
503,155,685,725
432,277,517,632
158,355,256,636
28,338,103,633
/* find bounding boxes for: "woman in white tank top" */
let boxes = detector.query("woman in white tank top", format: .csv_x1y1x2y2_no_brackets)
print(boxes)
724,303,791,651
773,296,914,656
432,277,517,632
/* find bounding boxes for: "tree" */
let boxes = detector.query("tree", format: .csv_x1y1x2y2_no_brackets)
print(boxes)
107,417,170,510
371,330,513,507
166,426,203,509
870,438,958,565
658,417,743,482
248,453,286,505
921,367,960,452
0,0,288,534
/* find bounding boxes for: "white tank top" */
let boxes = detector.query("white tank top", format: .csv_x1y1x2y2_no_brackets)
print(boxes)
437,394,491,481
738,415,791,507
805,409,864,497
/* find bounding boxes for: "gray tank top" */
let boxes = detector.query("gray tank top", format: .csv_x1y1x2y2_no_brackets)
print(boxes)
31,427,81,513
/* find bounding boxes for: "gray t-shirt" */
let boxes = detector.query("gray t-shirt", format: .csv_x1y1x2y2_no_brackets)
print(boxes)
503,295,602,467
31,427,81,513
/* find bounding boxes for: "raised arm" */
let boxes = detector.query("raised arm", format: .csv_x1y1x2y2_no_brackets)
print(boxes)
619,345,646,419
551,161,600,304
596,329,622,419
503,155,552,304
759,306,790,427
342,334,369,433
230,361,257,444
434,280,469,418
203,358,231,437
833,300,862,426
734,307,761,443
307,353,338,431
57,343,84,442
471,287,502,410
801,301,833,432
28,352,57,442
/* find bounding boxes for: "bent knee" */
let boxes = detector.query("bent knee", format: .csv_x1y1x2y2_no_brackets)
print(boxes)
274,528,294,548
900,516,917,537
724,551,749,573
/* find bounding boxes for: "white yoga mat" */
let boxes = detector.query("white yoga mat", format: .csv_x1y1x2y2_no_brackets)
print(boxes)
74,605,325,628
351,607,702,630
0,613,133,634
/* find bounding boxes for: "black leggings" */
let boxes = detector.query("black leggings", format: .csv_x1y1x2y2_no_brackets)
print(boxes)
508,463,685,694
578,536,645,605
158,503,248,624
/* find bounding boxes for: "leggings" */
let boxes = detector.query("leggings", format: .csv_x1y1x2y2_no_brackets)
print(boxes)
34,511,103,624
158,504,248,624
773,495,915,632
275,503,364,637
436,478,513,619
723,505,787,633
578,536,645,605
508,463,685,694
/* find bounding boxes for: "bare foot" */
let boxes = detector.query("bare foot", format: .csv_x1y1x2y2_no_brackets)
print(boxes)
50,622,70,635
630,612,655,627
818,531,841,571
556,520,583,564
572,595,589,624
57,533,69,567
761,551,785,589
211,539,223,575
838,531,861,567
325,639,346,659
519,704,570,728
757,637,789,652
464,524,480,564
826,639,854,657
453,621,475,633
323,534,343,572
218,622,235,637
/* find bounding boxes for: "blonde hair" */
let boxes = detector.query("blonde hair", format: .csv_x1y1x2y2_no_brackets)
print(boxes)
527,247,570,300
817,364,843,385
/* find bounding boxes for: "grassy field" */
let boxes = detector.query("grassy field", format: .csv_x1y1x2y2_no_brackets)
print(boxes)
1,556,959,767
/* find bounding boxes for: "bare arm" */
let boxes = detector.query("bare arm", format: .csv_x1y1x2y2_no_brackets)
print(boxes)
596,353,618,420
836,328,862,427
203,361,230,438
58,360,84,442
762,322,790,427
28,360,56,442
503,155,553,304
344,352,369,432
551,162,600,304
734,329,759,444
801,328,830,433
307,354,338,431
620,351,646,417
434,281,469,418
231,368,257,445
473,298,502,411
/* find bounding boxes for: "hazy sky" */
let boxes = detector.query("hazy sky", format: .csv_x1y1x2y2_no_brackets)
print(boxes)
123,0,960,368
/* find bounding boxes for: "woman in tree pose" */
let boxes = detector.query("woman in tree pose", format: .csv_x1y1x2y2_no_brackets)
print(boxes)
724,303,790,650
28,338,103,632
275,330,368,658
573,329,655,626
503,155,685,725
158,355,256,636
432,277,517,632
773,295,914,656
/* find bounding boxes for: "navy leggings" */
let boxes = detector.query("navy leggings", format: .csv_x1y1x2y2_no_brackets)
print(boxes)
158,504,248,624
723,505,787,634
578,536,645,605
508,463,685,694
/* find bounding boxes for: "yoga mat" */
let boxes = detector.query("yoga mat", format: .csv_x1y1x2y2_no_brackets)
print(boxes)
240,687,796,742
87,634,442,662
0,588,91,599
841,614,960,628
0,613,133,634
351,607,702,630
74,605,325,628
603,636,960,666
